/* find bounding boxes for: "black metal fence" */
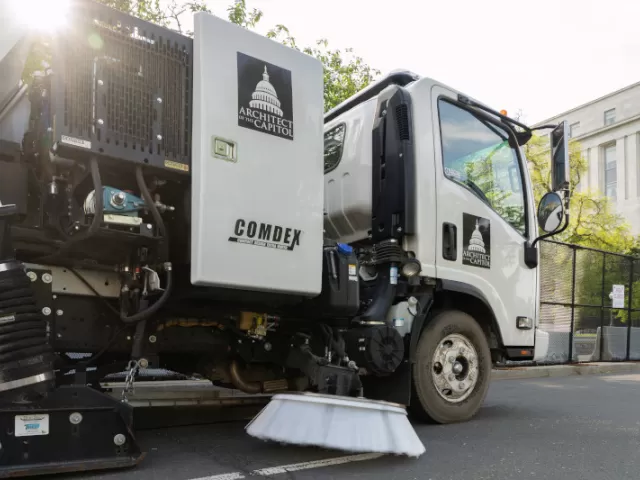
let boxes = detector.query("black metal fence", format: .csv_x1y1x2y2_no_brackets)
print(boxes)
536,239,640,364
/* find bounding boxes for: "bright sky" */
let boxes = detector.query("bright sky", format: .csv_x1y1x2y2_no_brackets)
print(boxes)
200,0,640,124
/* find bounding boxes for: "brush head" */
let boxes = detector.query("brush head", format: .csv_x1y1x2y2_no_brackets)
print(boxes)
245,392,426,457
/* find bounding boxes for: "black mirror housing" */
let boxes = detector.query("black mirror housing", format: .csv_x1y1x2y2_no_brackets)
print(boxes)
525,121,572,269
550,121,570,192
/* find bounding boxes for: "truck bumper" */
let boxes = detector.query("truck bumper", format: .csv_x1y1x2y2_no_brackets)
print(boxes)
533,328,550,362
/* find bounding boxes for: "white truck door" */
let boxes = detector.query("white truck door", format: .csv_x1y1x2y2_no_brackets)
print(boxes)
430,86,538,349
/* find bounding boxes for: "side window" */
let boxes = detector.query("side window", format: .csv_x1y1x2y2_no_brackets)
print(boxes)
324,123,346,173
438,99,527,236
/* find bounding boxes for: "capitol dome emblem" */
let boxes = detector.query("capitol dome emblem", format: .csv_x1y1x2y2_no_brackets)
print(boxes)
462,213,491,269
237,52,294,141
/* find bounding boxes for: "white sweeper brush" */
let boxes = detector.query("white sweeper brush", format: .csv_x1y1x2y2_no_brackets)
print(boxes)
245,392,426,457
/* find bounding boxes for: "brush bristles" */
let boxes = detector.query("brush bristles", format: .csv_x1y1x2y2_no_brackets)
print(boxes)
245,394,426,457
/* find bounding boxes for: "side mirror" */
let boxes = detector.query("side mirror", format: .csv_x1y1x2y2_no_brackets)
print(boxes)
550,121,570,192
537,192,564,233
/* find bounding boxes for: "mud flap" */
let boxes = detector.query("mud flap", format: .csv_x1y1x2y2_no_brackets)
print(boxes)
360,360,412,406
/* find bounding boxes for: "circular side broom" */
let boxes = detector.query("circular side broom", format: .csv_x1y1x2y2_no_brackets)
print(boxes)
245,392,426,457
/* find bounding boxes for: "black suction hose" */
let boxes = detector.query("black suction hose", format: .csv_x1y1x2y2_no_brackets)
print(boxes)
0,207,55,400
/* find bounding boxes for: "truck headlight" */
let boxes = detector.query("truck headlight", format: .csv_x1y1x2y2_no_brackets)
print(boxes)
516,316,533,330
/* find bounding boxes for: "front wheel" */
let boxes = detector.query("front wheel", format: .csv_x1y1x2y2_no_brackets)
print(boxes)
410,309,492,424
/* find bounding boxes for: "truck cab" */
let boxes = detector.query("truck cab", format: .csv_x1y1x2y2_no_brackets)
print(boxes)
323,71,568,420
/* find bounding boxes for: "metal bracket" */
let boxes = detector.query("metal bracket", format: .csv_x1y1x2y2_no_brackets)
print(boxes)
211,136,237,163
0,385,143,478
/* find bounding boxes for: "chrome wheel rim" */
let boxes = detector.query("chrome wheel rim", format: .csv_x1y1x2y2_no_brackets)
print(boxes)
430,333,479,404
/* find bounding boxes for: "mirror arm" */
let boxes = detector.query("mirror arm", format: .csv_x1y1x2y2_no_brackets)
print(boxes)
530,124,559,132
526,189,571,270
532,187,572,248
525,209,570,270
531,211,570,248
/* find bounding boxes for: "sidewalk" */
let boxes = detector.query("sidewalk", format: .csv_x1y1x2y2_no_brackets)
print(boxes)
492,361,640,380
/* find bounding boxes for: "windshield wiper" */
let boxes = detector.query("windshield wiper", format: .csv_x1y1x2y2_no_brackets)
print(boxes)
464,179,492,207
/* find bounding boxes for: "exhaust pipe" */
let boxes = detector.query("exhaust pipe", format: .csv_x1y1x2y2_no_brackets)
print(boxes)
229,359,288,394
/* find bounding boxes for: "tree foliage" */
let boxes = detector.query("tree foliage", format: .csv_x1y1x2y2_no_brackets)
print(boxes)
524,133,638,254
264,29,379,112
97,0,211,35
223,0,380,111
526,133,640,327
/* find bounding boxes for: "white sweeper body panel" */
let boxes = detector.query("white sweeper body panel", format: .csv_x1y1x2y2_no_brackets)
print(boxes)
191,12,325,296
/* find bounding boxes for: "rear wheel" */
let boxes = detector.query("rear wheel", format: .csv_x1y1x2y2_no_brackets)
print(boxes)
410,309,492,424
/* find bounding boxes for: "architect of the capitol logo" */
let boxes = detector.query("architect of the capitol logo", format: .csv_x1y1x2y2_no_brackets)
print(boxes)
462,213,491,269
237,52,294,141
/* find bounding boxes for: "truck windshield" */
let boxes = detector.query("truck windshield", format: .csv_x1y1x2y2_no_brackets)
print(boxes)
438,99,526,236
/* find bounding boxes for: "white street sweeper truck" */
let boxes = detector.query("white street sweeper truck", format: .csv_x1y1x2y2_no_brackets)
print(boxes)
0,0,571,476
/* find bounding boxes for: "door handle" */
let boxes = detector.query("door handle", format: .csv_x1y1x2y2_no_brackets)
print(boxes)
443,223,457,261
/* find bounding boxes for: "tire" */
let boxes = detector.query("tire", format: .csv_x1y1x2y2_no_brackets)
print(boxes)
410,309,492,424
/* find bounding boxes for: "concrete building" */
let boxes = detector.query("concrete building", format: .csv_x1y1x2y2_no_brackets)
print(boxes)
533,81,640,234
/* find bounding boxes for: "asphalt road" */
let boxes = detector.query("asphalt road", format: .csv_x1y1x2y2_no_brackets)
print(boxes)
65,373,640,480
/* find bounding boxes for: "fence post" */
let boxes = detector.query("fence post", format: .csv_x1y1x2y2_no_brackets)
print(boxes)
626,259,634,361
568,246,577,363
599,252,606,362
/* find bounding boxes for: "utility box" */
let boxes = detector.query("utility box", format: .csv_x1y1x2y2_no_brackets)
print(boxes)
190,12,325,296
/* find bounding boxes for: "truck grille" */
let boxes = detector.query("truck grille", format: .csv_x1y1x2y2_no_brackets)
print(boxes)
51,0,192,175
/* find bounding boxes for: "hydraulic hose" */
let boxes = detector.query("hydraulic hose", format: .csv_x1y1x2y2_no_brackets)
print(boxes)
135,165,168,259
119,265,173,324
118,166,172,324
320,323,346,358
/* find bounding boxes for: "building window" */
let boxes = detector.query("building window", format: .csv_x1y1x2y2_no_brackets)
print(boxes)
323,123,346,173
575,149,589,192
604,108,616,126
569,122,580,138
603,143,616,200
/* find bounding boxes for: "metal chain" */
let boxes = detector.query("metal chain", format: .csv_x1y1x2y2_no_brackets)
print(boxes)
121,359,141,403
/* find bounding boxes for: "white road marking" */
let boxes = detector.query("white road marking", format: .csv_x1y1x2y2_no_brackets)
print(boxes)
252,453,385,475
193,473,245,480
189,452,385,480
